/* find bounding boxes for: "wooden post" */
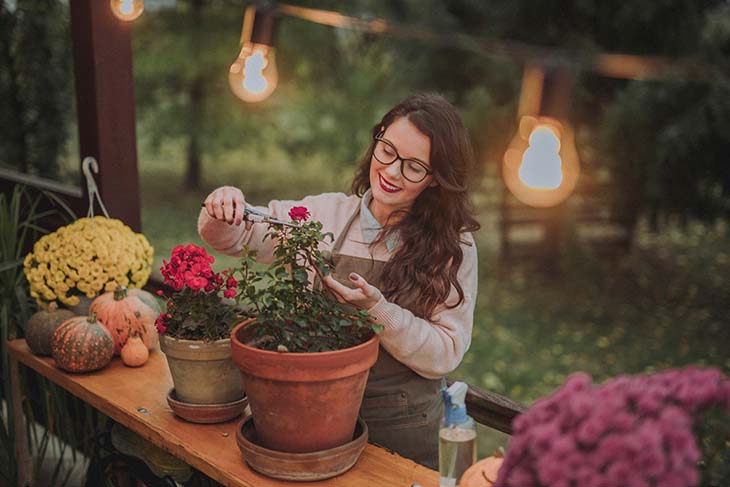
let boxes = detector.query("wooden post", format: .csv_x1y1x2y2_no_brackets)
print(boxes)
11,357,33,487
69,0,141,232
543,205,563,275
539,66,574,269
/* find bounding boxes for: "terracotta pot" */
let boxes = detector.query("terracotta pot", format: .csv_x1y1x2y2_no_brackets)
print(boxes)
230,321,379,453
159,335,244,405
166,388,248,423
236,414,368,481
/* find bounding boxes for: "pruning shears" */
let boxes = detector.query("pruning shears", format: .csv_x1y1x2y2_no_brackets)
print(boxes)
242,205,298,228
201,202,297,228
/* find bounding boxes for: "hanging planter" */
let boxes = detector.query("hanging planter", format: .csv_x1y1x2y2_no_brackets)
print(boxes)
23,158,154,310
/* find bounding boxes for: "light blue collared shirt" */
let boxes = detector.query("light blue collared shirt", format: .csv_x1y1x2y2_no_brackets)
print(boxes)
359,189,400,252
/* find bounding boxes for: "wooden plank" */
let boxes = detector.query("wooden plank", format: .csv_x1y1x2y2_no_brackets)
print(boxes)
7,339,438,487
69,0,141,231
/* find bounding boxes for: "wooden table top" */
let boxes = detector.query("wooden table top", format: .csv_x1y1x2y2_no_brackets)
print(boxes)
8,339,438,487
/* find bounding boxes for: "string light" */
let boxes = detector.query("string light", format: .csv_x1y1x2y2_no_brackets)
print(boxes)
229,4,279,103
110,0,144,22
502,65,580,208
275,2,718,82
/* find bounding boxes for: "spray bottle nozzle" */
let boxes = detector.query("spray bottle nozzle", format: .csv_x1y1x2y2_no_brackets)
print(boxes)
441,381,469,427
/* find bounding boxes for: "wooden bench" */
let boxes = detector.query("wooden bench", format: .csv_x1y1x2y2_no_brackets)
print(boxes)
7,339,440,486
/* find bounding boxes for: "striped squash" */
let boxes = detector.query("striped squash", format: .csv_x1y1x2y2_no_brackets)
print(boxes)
90,286,161,355
51,313,114,373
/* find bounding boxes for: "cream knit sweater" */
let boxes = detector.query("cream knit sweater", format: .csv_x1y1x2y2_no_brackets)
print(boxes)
198,192,477,379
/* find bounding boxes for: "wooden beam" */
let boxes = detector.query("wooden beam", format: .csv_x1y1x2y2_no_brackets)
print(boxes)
69,0,140,231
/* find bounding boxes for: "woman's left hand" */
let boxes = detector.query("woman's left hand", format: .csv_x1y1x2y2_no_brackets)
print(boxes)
323,273,383,310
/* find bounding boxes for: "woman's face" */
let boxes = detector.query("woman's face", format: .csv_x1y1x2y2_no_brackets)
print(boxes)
369,117,435,221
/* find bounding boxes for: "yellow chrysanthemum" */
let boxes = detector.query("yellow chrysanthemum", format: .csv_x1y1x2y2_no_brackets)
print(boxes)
23,216,154,307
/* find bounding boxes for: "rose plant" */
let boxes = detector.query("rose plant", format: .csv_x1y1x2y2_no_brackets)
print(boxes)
231,206,381,352
229,205,381,459
495,366,730,487
154,244,239,341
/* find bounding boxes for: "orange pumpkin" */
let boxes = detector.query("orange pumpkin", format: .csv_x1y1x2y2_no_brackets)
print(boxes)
51,313,114,373
121,335,149,367
90,286,160,355
459,456,503,487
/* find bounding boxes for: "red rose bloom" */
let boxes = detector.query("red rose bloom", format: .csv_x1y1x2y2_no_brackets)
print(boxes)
288,206,310,222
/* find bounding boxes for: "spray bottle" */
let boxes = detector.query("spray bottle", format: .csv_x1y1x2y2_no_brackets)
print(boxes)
439,381,477,486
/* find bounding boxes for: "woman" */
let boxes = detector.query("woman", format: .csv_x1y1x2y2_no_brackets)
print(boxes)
199,93,480,469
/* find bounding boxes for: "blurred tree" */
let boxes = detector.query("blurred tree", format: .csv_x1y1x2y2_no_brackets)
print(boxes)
429,0,730,231
133,0,244,191
600,2,730,230
133,0,730,228
0,0,73,179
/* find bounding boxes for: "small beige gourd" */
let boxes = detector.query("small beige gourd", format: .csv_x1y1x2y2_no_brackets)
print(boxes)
121,335,149,367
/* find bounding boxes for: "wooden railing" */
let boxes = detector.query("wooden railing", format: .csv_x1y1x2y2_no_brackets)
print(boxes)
446,378,526,434
500,178,632,259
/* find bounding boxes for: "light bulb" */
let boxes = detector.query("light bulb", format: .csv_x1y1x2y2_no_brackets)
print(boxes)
503,116,580,208
228,43,278,103
518,126,563,190
110,0,144,22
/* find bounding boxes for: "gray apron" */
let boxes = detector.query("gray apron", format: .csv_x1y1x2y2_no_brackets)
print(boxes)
323,206,443,470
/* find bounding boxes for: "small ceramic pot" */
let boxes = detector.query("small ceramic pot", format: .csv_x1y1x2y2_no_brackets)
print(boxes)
159,335,244,405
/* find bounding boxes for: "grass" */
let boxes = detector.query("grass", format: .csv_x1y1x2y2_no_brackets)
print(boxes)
139,143,730,461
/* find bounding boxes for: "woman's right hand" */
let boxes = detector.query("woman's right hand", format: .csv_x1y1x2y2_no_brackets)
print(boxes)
203,186,251,228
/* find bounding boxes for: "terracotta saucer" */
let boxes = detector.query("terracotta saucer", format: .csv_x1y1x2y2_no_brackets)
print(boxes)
236,415,368,481
166,388,248,424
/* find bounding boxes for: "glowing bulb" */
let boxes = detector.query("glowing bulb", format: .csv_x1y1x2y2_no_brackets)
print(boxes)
110,0,144,22
228,43,278,103
518,126,563,190
502,116,580,208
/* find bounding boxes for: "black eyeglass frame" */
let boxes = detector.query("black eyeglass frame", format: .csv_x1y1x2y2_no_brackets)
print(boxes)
372,134,433,183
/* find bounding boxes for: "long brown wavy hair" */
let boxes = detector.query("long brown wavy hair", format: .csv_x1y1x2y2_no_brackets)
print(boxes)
351,93,480,319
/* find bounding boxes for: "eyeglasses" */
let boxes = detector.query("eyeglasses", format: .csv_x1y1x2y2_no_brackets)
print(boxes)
372,135,433,183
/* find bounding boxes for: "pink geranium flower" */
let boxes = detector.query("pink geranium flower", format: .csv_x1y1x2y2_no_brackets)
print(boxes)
157,244,238,340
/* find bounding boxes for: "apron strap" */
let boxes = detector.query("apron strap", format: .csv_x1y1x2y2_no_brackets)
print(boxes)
331,203,361,255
